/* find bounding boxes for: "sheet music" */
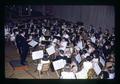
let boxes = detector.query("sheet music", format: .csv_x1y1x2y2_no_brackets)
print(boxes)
53,59,66,70
28,40,38,47
100,56,105,66
93,63,101,75
32,50,43,60
46,46,56,55
75,54,81,63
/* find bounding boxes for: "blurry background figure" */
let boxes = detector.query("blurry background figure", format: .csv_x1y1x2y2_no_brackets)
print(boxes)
60,64,75,79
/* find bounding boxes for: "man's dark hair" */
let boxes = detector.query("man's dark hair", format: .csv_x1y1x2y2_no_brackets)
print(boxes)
60,50,64,54
100,71,109,79
86,56,92,62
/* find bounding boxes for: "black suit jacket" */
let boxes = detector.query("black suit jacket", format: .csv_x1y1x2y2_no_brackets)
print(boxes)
16,34,29,51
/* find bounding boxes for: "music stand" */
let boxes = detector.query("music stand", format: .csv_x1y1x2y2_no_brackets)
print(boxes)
31,50,44,72
52,59,66,78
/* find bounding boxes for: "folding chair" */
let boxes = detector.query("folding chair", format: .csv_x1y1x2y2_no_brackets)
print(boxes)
37,62,50,79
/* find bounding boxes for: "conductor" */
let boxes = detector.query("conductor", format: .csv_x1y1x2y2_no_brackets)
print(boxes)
15,30,29,65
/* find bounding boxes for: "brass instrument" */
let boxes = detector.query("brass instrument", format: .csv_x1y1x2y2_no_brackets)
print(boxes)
87,68,96,79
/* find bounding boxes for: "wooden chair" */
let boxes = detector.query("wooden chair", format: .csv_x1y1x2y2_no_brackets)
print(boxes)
38,62,50,79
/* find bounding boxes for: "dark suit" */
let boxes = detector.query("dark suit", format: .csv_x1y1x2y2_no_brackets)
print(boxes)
15,34,29,65
15,34,22,56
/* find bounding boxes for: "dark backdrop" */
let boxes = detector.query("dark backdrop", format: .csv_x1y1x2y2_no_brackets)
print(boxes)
30,5,115,33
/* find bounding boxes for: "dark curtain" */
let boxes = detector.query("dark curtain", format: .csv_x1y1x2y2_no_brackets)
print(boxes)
32,5,115,33
52,5,115,33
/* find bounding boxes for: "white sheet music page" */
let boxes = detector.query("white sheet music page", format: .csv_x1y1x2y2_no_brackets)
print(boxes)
46,46,56,55
28,40,38,47
32,50,43,60
93,63,101,75
53,59,66,70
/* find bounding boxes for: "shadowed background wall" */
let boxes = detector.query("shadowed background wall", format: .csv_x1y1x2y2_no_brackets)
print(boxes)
33,5,115,33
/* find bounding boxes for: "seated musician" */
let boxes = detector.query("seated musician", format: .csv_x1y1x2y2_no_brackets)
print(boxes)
39,34,45,46
90,33,96,43
87,42,95,54
81,49,90,59
99,71,109,79
108,68,115,79
62,31,69,39
77,36,84,50
54,50,67,61
91,51,99,63
70,58,78,73
59,38,68,51
76,56,93,79
60,64,76,79
10,32,16,45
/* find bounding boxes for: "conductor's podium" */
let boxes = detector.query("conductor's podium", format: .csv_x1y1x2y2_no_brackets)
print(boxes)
10,60,29,71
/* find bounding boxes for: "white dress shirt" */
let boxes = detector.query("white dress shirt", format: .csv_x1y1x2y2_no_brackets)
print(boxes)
10,33,15,41
39,36,45,42
83,61,93,71
59,41,67,51
108,73,115,79
61,72,76,79
77,41,83,50
91,36,96,43
63,34,69,39
75,68,88,79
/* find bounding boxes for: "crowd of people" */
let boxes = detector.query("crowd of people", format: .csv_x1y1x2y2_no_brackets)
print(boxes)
5,16,115,79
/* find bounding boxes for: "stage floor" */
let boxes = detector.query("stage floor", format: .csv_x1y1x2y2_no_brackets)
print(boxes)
5,41,58,79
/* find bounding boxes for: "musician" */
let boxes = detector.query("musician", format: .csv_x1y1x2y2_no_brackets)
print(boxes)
99,71,109,79
87,43,95,54
16,30,30,65
81,49,90,59
15,30,21,56
102,42,111,60
76,56,93,79
62,31,69,39
82,56,93,71
90,33,96,43
60,64,75,79
10,31,15,45
55,50,67,61
70,58,78,73
59,38,68,51
39,34,45,44
77,36,84,50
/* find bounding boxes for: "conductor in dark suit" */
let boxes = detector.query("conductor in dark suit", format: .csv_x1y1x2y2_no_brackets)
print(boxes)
15,31,22,58
15,30,29,65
